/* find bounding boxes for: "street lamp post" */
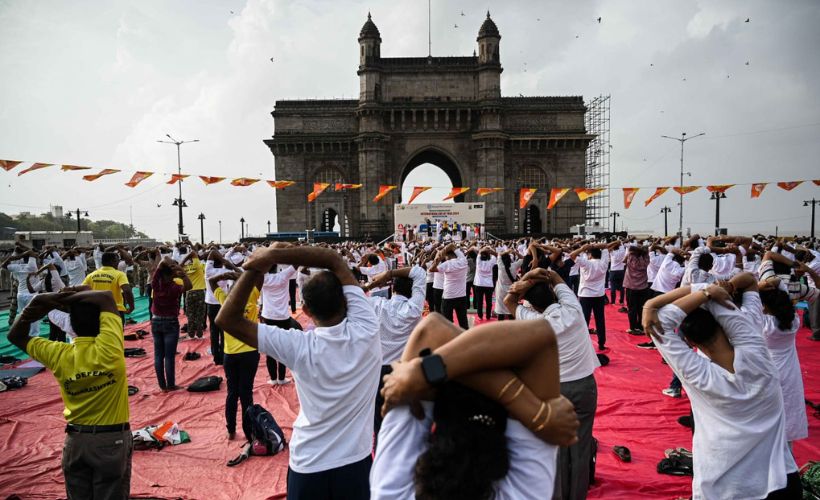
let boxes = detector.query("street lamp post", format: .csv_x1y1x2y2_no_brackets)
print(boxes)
611,211,620,233
240,217,245,240
197,213,206,243
661,132,705,236
710,192,726,236
660,206,672,237
805,198,819,242
218,220,222,244
158,134,199,237
72,208,89,233
267,220,271,235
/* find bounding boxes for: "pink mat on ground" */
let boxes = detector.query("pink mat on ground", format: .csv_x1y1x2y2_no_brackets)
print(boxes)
0,305,818,499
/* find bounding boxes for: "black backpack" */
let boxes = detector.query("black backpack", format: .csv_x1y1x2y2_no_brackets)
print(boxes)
187,375,223,392
245,404,286,455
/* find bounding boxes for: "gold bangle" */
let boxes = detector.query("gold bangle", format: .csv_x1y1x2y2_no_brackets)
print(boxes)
497,377,518,400
508,383,525,403
533,403,553,432
531,401,546,425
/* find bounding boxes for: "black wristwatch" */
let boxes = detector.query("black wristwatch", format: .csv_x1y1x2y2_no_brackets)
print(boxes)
419,348,448,386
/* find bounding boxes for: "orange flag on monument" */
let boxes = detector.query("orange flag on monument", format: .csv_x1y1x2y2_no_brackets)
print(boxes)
519,188,537,208
167,174,189,184
267,180,296,189
408,186,431,204
18,162,53,176
335,183,362,191
125,171,153,188
83,169,120,181
231,178,260,187
672,186,700,195
443,187,470,201
373,185,397,202
199,176,226,185
61,165,92,171
547,188,571,209
476,187,503,196
706,184,734,193
751,183,767,198
574,188,604,202
308,182,330,202
622,188,639,208
0,160,22,172
644,187,669,207
777,181,803,191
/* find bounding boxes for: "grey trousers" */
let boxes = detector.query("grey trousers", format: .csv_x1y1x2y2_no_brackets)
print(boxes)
62,429,133,500
553,374,598,500
810,297,820,338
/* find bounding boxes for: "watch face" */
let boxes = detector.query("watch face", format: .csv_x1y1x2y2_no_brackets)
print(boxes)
422,355,447,385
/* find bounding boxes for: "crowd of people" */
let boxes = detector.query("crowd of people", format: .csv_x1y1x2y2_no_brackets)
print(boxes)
3,230,819,499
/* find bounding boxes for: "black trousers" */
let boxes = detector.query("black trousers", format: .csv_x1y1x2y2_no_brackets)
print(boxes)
289,279,297,313
765,472,801,499
580,296,607,347
625,288,650,331
441,295,469,329
474,285,494,319
207,303,224,365
223,350,259,442
433,287,443,313
261,317,303,380
426,283,438,312
146,283,153,320
568,275,580,295
373,364,393,446
609,270,625,304
287,455,372,500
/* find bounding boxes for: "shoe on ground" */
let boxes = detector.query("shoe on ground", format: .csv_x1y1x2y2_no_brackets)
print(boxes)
277,378,293,386
637,341,656,349
266,379,277,385
227,431,236,441
664,447,693,459
613,445,632,463
627,329,645,336
677,415,694,429
809,335,820,342
588,328,597,335
598,344,606,352
662,388,682,398
618,307,628,313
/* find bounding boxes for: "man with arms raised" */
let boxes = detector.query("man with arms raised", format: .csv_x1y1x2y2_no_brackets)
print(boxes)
216,246,380,500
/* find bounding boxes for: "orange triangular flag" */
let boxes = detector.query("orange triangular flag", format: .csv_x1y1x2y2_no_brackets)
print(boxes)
82,169,120,181
777,181,803,191
0,160,22,172
672,186,700,195
334,183,363,191
408,186,431,204
61,164,93,171
443,187,470,201
574,188,604,202
476,187,503,196
199,176,226,185
519,188,537,208
706,184,734,193
17,162,53,176
623,188,639,209
751,183,767,198
267,180,296,189
167,174,189,184
231,178,260,187
308,182,330,202
125,171,154,187
547,188,571,209
644,187,669,207
813,179,820,186
373,185,397,203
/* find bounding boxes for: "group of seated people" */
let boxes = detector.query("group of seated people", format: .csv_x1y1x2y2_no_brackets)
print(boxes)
3,230,818,499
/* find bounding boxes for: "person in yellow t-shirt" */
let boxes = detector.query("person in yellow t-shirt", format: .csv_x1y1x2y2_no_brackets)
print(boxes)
9,288,132,500
180,248,207,338
209,270,260,444
82,251,134,327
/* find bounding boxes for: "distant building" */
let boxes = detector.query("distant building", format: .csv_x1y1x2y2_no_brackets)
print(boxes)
15,231,94,249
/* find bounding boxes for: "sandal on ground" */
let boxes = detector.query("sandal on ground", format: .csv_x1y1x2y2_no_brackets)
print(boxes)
226,451,249,467
664,447,692,459
657,456,693,476
613,445,631,462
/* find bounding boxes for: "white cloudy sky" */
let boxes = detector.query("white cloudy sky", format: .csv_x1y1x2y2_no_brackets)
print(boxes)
1,0,818,241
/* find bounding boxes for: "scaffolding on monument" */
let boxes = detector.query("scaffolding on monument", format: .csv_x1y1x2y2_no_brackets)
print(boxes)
584,95,611,229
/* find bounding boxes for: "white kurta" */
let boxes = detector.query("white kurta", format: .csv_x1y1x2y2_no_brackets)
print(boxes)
763,314,808,442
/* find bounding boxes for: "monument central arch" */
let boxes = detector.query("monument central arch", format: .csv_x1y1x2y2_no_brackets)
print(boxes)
265,12,593,237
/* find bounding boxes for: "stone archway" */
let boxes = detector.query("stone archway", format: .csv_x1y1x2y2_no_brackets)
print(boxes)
400,148,464,203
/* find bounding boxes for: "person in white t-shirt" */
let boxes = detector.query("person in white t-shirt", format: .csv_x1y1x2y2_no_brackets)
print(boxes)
608,242,627,309
642,273,800,499
260,244,301,385
3,248,40,337
473,247,497,320
216,246,381,500
504,267,599,500
429,243,469,328
358,253,389,298
569,242,613,351
63,250,88,287
374,313,580,500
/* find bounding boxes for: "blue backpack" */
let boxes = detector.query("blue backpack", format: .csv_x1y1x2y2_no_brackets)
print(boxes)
245,404,286,455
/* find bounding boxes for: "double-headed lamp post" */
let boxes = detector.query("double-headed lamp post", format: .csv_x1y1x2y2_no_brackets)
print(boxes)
805,198,819,242
660,206,672,237
197,213,206,243
66,209,89,233
611,211,620,233
661,131,705,236
710,192,727,236
240,217,245,240
158,134,199,237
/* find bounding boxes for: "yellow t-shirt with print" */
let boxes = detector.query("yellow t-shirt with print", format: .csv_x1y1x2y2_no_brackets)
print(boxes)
213,286,259,354
26,312,129,425
184,257,206,291
82,266,129,312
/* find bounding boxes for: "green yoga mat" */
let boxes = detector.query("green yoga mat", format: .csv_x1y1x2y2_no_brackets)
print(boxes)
0,287,149,361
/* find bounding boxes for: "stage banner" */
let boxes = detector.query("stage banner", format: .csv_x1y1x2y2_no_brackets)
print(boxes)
200,176,226,185
751,183,767,198
706,184,734,193
394,202,485,233
125,171,153,187
777,181,802,191
623,188,639,208
267,180,295,189
167,174,189,184
83,168,120,181
373,185,397,202
307,182,330,202
0,160,22,171
18,162,53,176
547,188,570,209
476,187,503,196
519,188,537,208
574,188,604,202
231,178,260,187
672,186,700,195
443,187,470,201
334,183,362,191
644,187,669,207
408,186,431,204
